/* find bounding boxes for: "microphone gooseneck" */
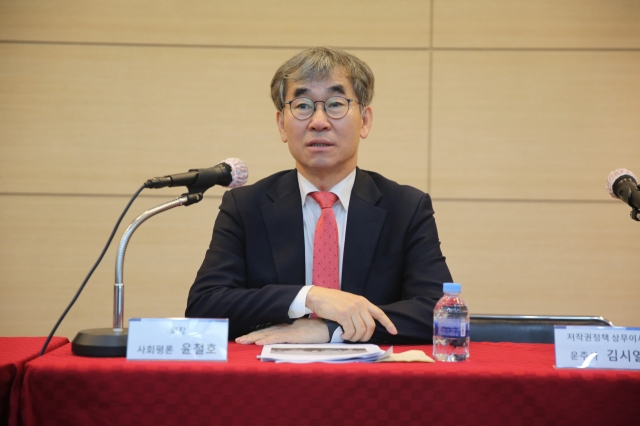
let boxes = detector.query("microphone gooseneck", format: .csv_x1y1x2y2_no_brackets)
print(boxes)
58,158,249,357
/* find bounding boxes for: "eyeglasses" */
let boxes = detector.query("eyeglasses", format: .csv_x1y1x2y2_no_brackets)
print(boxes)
284,96,362,120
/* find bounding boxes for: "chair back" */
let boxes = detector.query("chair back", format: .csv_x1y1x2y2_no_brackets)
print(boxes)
470,315,614,343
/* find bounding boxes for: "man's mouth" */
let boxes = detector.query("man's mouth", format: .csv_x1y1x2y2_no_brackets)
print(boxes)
307,139,333,148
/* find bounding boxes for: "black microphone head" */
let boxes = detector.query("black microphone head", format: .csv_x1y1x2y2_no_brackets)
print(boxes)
222,158,249,188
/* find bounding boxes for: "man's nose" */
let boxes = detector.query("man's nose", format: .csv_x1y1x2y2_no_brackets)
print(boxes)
308,102,331,130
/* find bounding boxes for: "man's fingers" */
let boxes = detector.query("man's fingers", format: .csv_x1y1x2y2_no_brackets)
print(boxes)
254,334,285,346
235,325,283,344
339,315,356,340
238,319,330,345
307,287,398,339
236,333,261,345
346,312,368,342
359,310,377,342
236,331,267,344
339,304,376,342
368,305,398,335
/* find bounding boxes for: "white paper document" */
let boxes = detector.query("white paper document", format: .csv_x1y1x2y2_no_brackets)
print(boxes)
259,343,392,363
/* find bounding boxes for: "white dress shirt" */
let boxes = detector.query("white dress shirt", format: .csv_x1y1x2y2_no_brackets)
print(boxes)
287,169,356,342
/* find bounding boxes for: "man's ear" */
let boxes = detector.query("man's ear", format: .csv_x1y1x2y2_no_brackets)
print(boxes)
359,106,373,139
276,110,287,143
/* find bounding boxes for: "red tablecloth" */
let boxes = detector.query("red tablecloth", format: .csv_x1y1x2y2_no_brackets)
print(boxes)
21,342,639,426
0,337,69,426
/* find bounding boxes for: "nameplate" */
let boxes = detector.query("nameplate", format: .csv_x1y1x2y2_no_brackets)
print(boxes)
126,318,228,361
554,326,640,370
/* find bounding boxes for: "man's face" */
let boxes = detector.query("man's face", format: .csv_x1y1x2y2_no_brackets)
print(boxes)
276,68,373,187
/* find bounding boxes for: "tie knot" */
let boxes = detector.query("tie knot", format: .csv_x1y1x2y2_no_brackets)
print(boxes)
310,191,338,209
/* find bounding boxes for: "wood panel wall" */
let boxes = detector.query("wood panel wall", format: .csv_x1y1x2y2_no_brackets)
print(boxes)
1,1,639,338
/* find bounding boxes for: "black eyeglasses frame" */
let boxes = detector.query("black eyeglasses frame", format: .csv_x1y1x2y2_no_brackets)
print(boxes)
283,96,363,121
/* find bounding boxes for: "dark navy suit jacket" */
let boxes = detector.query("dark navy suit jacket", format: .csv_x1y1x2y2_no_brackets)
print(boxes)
186,168,452,344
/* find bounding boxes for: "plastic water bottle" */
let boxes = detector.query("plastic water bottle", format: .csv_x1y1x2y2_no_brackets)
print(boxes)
433,282,469,362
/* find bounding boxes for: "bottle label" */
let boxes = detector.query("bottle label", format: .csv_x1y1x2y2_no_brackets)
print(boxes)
434,319,469,338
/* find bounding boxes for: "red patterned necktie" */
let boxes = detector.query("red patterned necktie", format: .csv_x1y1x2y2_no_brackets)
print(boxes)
310,191,340,291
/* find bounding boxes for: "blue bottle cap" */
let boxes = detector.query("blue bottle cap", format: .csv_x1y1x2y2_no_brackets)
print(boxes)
443,282,461,293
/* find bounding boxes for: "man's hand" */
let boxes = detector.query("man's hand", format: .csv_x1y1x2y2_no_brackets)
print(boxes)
305,287,397,342
235,318,330,345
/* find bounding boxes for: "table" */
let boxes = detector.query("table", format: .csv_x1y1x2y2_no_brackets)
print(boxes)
0,337,69,426
21,342,639,426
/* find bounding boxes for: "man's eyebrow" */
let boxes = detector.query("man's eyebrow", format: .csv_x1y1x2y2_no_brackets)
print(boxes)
326,84,346,95
293,87,309,98
291,84,346,99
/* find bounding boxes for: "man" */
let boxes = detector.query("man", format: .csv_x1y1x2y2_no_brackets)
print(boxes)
186,47,452,345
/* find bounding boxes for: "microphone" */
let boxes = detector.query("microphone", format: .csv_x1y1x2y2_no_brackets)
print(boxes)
144,158,249,193
606,168,640,221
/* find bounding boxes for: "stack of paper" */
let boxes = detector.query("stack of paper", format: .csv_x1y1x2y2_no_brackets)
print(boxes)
259,343,392,364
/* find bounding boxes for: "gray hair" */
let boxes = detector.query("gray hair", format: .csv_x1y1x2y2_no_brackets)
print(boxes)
270,47,375,111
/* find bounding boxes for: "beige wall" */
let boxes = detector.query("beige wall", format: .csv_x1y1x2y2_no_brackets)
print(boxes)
1,1,639,339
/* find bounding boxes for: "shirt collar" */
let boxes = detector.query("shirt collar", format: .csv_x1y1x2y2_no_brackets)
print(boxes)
298,169,356,211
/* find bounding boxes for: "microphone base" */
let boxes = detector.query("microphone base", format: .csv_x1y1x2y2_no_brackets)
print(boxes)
72,328,128,357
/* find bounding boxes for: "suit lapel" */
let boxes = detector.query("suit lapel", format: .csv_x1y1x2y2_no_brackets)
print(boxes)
342,169,386,295
261,171,306,285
